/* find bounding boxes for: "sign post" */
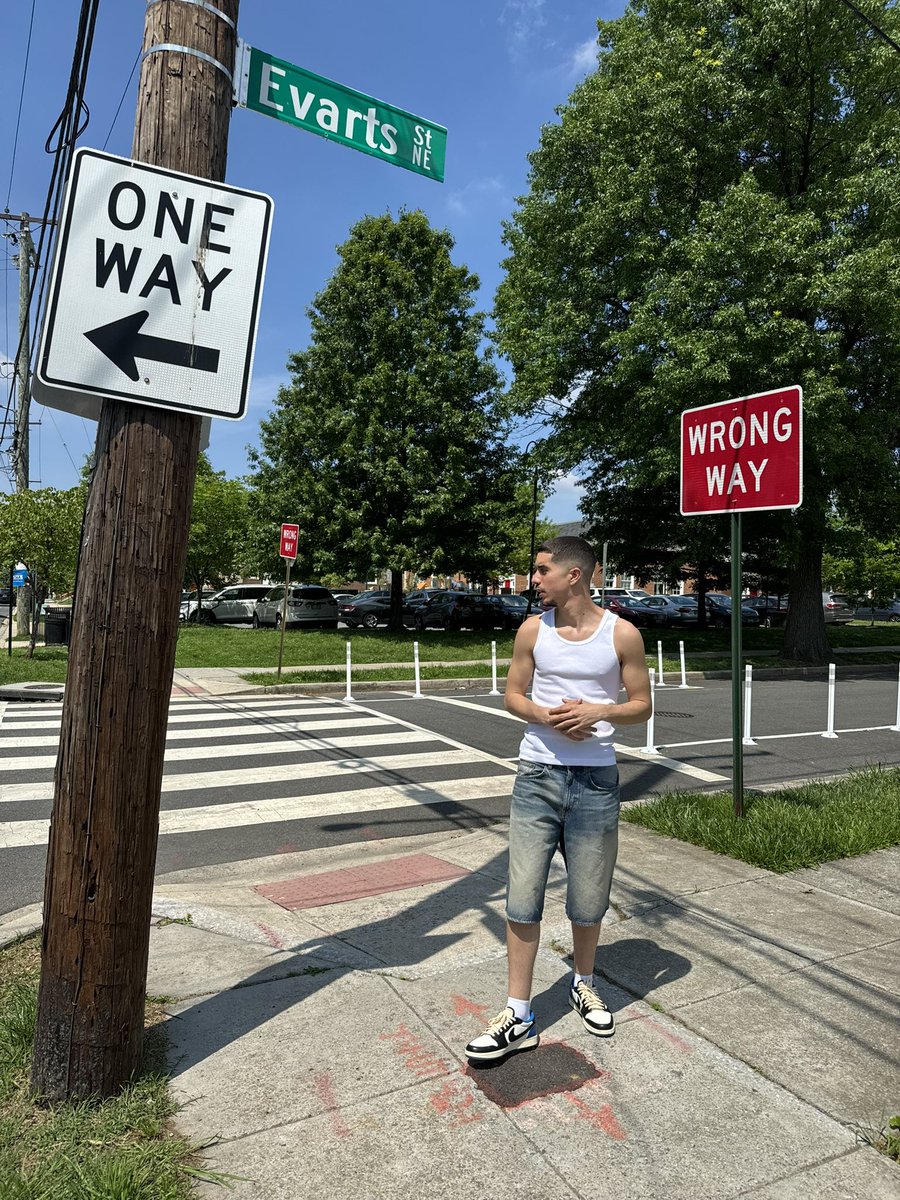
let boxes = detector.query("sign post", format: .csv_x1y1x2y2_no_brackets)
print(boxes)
681,385,803,817
277,524,299,680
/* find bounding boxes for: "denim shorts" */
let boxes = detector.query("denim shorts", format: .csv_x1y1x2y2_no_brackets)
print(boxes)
506,760,620,927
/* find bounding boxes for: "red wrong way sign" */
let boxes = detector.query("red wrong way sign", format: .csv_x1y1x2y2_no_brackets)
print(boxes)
681,386,802,515
280,523,299,559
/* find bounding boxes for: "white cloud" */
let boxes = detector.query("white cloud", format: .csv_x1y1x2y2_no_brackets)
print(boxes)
569,36,598,77
542,471,586,522
247,371,289,411
500,0,546,56
446,176,506,217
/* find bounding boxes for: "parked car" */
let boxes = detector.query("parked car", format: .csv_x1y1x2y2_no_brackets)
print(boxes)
339,590,392,628
591,587,650,601
821,592,855,625
0,587,12,608
253,585,338,629
853,598,900,623
412,592,495,631
184,584,270,624
598,595,667,628
402,589,452,624
179,589,217,620
496,594,532,628
698,594,761,628
636,595,699,627
744,596,790,628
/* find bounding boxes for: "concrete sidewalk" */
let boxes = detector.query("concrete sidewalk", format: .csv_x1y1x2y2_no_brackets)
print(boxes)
6,823,897,1198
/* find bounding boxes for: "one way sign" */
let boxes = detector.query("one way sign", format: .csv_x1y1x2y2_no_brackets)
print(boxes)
36,148,273,420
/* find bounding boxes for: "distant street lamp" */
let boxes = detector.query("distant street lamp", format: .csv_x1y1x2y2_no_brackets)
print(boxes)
524,441,540,615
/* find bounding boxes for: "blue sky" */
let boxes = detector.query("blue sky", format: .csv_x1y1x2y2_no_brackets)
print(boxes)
1,1,626,522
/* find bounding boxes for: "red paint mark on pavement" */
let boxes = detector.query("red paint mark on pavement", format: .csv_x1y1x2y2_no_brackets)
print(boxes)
314,1072,351,1138
564,1091,627,1141
451,994,490,1021
380,1024,448,1079
633,1013,692,1053
255,854,471,911
256,921,287,949
429,1078,483,1128
275,843,299,855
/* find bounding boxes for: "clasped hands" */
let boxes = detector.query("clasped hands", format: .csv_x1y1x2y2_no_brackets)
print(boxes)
545,697,614,741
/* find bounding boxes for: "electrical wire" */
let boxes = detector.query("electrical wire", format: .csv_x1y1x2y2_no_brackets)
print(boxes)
102,49,142,151
836,0,900,55
0,0,102,458
5,0,38,209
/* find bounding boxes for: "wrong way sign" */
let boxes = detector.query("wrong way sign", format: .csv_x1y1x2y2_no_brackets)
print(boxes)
680,386,803,515
36,148,273,420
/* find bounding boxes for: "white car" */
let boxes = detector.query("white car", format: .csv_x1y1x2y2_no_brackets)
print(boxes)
183,584,271,624
253,585,339,629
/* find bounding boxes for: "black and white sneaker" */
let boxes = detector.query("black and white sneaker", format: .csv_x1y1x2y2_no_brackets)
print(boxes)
465,1007,538,1061
569,981,615,1036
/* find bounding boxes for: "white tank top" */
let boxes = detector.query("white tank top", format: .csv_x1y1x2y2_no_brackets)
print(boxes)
518,608,622,766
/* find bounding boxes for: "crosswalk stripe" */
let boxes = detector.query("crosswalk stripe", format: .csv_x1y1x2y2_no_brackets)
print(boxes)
0,772,514,850
1,729,442,773
0,705,355,732
2,748,493,804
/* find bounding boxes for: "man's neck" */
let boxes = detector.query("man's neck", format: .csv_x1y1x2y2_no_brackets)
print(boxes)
552,593,602,632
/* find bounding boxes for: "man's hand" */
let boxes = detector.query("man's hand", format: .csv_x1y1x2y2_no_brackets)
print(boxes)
547,697,615,741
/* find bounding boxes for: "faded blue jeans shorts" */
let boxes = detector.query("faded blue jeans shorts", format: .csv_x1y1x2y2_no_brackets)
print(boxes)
506,759,620,927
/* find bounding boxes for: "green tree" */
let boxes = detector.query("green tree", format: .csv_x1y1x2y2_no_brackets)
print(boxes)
823,524,900,617
494,0,900,662
0,484,87,656
184,454,249,616
247,211,513,629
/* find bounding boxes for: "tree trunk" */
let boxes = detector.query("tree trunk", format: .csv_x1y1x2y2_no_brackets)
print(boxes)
31,0,238,1101
782,537,830,663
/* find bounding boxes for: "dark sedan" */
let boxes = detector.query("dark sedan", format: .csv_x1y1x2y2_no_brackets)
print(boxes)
637,595,700,627
411,593,494,632
338,590,392,628
598,595,668,628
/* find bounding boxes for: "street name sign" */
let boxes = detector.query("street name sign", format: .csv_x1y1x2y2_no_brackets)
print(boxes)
36,148,273,420
280,523,299,560
235,41,446,183
680,386,803,516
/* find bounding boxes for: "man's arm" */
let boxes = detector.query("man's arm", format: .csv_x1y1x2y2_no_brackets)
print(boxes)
547,618,652,739
504,616,554,726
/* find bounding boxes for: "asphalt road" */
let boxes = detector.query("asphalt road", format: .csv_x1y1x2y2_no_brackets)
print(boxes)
1,673,898,919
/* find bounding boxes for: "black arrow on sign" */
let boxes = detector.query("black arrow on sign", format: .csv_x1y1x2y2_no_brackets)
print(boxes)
84,310,220,382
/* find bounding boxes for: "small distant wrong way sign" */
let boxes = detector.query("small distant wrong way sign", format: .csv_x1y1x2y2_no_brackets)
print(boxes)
680,386,803,515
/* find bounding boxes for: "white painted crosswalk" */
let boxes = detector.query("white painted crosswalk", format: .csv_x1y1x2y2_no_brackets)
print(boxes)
0,694,517,858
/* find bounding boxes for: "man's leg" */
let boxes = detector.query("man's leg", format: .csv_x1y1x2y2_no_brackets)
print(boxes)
571,921,602,978
507,919,541,1001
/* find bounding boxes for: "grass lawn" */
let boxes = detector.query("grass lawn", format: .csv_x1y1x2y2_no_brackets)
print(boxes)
3,622,899,687
621,766,900,872
0,936,220,1200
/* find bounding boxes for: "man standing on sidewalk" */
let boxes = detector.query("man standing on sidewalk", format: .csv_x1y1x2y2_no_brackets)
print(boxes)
465,536,651,1062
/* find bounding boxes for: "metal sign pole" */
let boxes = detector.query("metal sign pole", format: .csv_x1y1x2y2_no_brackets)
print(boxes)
731,511,744,817
277,558,292,681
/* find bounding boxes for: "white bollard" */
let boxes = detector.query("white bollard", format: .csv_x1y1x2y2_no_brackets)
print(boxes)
640,667,659,755
822,662,838,738
678,640,689,689
657,641,667,687
413,640,423,699
344,640,353,702
891,662,900,733
489,640,500,695
742,663,757,746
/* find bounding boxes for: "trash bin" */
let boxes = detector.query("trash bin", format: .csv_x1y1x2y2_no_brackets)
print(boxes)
44,607,72,647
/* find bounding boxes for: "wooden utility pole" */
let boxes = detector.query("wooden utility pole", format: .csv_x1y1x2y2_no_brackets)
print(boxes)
13,216,34,637
31,0,240,1101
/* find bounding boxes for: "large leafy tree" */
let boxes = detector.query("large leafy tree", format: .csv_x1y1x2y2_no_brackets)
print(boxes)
494,0,900,661
247,210,515,628
184,454,249,610
0,485,87,655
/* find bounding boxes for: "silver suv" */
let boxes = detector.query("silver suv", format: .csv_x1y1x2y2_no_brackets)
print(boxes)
822,593,854,625
253,585,338,629
185,584,271,624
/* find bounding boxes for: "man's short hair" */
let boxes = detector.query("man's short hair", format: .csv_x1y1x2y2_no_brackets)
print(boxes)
538,536,597,583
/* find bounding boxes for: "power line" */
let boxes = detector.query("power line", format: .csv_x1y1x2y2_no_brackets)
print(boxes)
5,0,38,209
102,48,142,151
836,0,900,55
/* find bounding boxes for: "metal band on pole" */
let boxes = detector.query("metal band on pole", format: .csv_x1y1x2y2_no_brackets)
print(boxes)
141,43,234,83
147,0,236,28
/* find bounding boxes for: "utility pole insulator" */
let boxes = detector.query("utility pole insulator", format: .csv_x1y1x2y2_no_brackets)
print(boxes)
31,0,241,1101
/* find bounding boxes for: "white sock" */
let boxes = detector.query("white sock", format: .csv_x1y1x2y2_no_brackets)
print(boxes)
573,972,593,989
507,996,531,1022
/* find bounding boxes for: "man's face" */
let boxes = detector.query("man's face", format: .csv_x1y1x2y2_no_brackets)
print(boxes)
531,552,578,607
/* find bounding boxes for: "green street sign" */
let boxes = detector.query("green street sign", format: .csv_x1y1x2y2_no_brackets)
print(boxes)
235,41,446,183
